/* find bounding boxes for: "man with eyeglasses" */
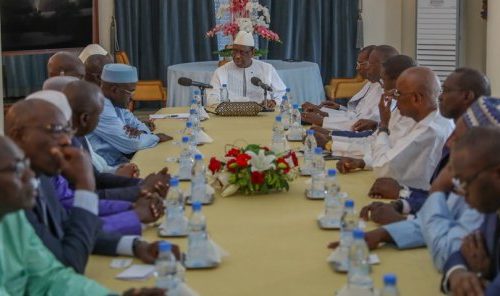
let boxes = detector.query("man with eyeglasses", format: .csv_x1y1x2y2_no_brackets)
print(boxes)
47,51,85,79
87,63,172,167
441,126,500,296
328,97,499,274
207,30,286,107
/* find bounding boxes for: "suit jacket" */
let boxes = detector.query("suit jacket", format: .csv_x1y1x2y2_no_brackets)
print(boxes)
442,213,500,295
25,175,122,274
72,136,142,202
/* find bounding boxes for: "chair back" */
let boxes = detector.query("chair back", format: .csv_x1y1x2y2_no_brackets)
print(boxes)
115,51,130,65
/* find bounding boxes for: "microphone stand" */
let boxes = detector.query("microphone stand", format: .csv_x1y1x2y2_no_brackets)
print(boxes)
197,86,208,107
261,88,274,112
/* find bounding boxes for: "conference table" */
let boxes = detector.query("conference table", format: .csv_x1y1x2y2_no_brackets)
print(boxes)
86,108,441,296
166,60,326,107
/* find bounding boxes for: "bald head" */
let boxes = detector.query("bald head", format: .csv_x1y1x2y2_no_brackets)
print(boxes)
43,76,79,92
47,52,85,79
401,67,441,100
63,80,104,136
84,54,113,86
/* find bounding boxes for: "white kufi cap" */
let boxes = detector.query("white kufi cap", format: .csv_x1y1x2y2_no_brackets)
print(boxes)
25,90,72,122
233,31,255,47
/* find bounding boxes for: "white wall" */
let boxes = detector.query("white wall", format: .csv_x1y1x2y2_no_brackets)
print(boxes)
362,0,404,52
98,0,115,52
486,0,500,95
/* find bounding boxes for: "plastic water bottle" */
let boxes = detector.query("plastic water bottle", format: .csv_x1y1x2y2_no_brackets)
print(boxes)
191,154,208,204
155,241,179,290
279,96,291,130
164,177,187,235
285,87,293,104
186,201,209,267
178,136,194,180
183,121,198,150
188,107,200,132
220,84,229,102
323,169,342,227
310,147,325,198
335,199,358,272
288,103,303,140
302,129,317,174
348,229,373,290
271,115,286,154
380,274,399,296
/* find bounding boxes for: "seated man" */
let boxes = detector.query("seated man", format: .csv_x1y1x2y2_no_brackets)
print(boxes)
79,43,109,63
0,135,164,295
301,45,399,131
5,99,176,274
312,54,417,159
328,97,499,273
336,67,455,191
442,126,500,295
207,30,286,107
362,68,491,218
47,51,85,79
87,63,172,166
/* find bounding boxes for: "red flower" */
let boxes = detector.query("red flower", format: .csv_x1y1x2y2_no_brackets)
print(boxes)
287,151,299,167
227,159,238,173
226,148,241,158
251,171,265,185
235,153,251,167
277,157,290,174
208,157,223,174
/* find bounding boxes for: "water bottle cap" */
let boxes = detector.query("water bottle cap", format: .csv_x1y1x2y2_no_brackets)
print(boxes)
193,90,200,95
383,273,397,285
158,241,172,252
286,87,291,92
314,147,323,154
194,154,203,160
292,103,299,109
345,199,354,208
182,136,190,143
170,177,179,187
192,201,202,211
306,129,315,135
186,121,193,128
190,109,196,114
327,169,337,176
353,228,364,239
282,96,288,100
222,84,227,87
275,115,282,122
191,99,197,104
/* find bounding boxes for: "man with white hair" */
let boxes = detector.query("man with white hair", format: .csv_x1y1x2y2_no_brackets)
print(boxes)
207,30,286,107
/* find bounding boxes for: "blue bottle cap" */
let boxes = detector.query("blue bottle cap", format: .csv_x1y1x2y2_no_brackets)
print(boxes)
282,96,288,100
383,273,397,286
353,228,364,239
222,84,227,87
193,90,200,95
186,121,193,128
191,99,197,104
327,169,337,176
182,136,190,143
170,177,179,187
314,147,323,154
190,109,196,114
344,199,354,208
194,154,203,161
159,241,172,252
275,115,282,122
292,103,299,109
286,87,291,92
192,201,202,211
306,129,315,136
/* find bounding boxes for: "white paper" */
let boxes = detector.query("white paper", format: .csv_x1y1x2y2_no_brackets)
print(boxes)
115,264,155,280
110,258,133,269
196,130,214,144
149,113,190,119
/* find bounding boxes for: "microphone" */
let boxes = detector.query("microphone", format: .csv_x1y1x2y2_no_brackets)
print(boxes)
178,77,213,89
250,77,273,92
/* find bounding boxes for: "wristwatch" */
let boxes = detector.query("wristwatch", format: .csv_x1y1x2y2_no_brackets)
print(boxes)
399,185,411,199
391,200,404,214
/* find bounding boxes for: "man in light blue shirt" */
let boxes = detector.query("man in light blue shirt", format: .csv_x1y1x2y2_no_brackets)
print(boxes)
88,63,172,166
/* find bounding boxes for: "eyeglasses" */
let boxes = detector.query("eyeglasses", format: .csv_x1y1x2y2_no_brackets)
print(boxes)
23,123,75,137
441,86,463,94
119,87,136,97
452,162,500,195
356,61,369,68
0,157,31,178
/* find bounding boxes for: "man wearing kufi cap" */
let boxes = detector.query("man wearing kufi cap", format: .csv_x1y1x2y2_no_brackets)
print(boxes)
87,63,172,166
207,30,286,106
78,43,109,63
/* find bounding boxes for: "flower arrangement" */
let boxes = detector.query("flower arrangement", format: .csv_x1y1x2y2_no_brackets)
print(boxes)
207,0,281,43
207,144,298,196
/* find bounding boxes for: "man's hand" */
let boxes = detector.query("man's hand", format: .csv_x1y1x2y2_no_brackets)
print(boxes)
133,191,165,223
351,119,378,132
461,231,491,277
430,163,454,193
143,119,156,132
310,126,331,136
301,112,325,126
449,269,486,296
124,125,142,138
360,202,405,225
123,288,166,296
51,146,95,191
134,241,181,264
319,100,340,110
262,99,277,109
336,157,365,174
314,132,330,148
368,178,401,199
302,102,320,113
156,133,173,143
140,167,171,197
328,228,391,250
378,93,392,129
116,163,140,178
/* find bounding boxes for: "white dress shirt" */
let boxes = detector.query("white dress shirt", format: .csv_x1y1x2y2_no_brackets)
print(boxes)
364,110,455,190
207,59,286,105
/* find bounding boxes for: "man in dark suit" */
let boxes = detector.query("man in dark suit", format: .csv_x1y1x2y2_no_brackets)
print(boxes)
442,126,500,295
5,97,176,274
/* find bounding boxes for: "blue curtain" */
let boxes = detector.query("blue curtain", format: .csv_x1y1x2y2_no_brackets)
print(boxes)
259,0,359,83
2,54,50,97
115,0,217,83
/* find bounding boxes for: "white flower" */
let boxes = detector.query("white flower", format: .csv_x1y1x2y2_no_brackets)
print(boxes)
246,150,276,172
237,18,254,33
